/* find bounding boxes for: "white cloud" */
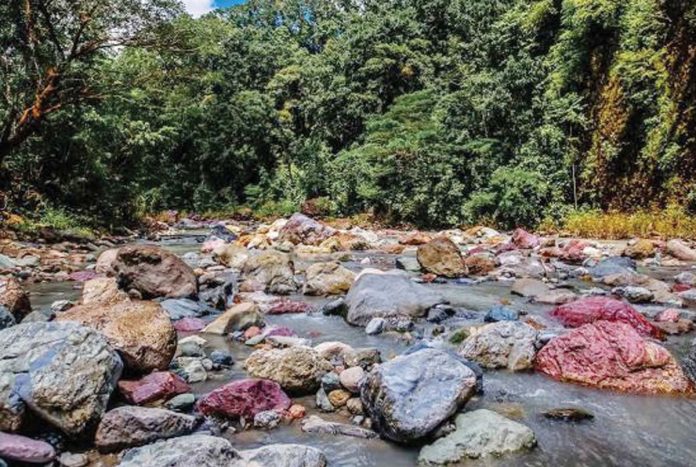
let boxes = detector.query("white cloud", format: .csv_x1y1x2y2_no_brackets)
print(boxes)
182,0,215,17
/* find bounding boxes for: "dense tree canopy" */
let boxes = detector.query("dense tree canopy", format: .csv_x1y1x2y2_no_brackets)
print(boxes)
1,0,695,228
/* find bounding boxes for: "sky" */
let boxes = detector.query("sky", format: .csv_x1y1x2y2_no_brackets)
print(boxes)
182,0,245,17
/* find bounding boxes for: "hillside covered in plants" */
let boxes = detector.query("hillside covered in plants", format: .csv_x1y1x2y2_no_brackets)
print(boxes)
1,0,695,230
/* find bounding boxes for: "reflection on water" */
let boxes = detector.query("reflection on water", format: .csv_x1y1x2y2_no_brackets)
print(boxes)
24,237,696,467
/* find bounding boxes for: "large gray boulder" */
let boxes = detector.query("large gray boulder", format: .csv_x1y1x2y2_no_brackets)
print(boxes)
459,321,538,371
235,444,327,467
345,271,445,326
418,409,536,464
0,322,122,436
118,434,239,467
360,348,478,443
96,406,198,453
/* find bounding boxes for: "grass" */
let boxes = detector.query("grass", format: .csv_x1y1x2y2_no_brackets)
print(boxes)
10,207,96,239
551,205,696,240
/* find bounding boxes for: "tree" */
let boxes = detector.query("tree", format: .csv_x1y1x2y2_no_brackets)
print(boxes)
0,0,181,163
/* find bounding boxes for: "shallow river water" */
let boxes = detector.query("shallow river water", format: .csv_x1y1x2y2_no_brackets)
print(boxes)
27,235,696,467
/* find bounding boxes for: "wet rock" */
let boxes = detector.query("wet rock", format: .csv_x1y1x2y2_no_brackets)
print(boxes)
543,407,594,422
118,371,190,405
460,321,537,371
57,299,176,373
245,346,333,394
536,321,691,394
400,232,432,246
611,286,654,304
0,277,31,321
536,289,577,305
165,393,196,412
175,357,208,383
418,409,536,464
202,303,263,335
114,245,197,299
328,389,351,408
344,347,382,369
95,248,119,275
464,254,496,276
395,256,421,273
80,277,127,305
253,410,281,429
417,237,467,278
365,317,385,335
268,300,314,314
278,213,336,246
118,434,240,467
551,297,661,338
512,229,540,249
320,298,347,317
0,322,122,435
345,271,445,326
173,317,206,333
196,379,291,420
315,387,334,412
303,262,356,296
209,350,234,367
321,372,342,393
624,239,655,259
235,444,327,467
57,452,88,467
95,406,198,452
0,305,16,330
213,244,250,269
69,270,98,282
360,348,478,443
667,239,696,261
511,278,549,298
300,415,378,439
346,398,363,415
241,251,298,295
601,273,681,307
587,257,636,279
0,432,56,463
340,367,364,393
484,305,519,322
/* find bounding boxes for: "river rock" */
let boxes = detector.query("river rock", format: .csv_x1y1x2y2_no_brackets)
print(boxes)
464,254,496,276
459,321,538,371
241,251,298,295
197,378,291,420
214,244,250,269
551,297,661,338
235,444,327,467
95,248,120,275
118,371,190,405
675,272,696,286
543,407,594,422
667,239,696,261
588,257,636,279
512,228,540,249
114,244,197,299
395,256,421,272
0,277,31,321
202,302,262,334
0,305,16,330
511,278,549,298
57,299,176,373
417,237,467,278
611,286,654,304
601,273,681,306
95,406,198,452
535,320,691,394
624,239,655,259
0,322,122,435
365,317,385,335
360,348,478,443
278,213,336,246
303,262,356,296
161,298,214,321
418,409,536,464
339,367,365,393
300,415,377,439
81,277,128,305
484,305,519,322
0,432,56,463
345,271,445,326
245,346,332,394
118,434,240,467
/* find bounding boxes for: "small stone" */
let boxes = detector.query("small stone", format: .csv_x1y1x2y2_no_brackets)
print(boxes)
316,388,334,412
484,305,519,322
0,432,56,463
301,415,378,439
165,393,196,412
365,317,385,335
288,404,307,420
254,410,281,430
321,372,342,392
543,407,594,422
328,389,351,408
346,398,364,415
209,350,234,367
57,452,88,467
339,367,365,393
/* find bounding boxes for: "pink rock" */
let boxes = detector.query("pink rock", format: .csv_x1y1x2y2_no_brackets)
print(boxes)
0,432,56,463
264,326,296,338
244,326,262,339
268,301,314,315
174,317,206,332
672,283,692,293
551,297,662,338
201,238,227,254
655,308,681,323
536,321,691,394
278,213,336,246
118,371,190,405
68,270,99,282
560,240,587,264
197,379,291,419
512,228,540,249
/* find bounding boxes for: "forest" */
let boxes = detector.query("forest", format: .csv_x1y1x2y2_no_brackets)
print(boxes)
1,0,695,230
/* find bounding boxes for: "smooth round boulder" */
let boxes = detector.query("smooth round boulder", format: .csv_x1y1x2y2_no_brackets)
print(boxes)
96,406,198,453
0,322,122,436
0,432,56,464
57,299,177,373
459,321,538,371
114,244,197,299
360,348,478,443
245,346,333,395
196,379,291,419
417,237,467,278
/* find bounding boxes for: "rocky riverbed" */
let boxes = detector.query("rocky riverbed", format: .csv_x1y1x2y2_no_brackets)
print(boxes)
2,213,696,466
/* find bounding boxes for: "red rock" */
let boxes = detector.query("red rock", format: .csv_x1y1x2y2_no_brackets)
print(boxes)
655,308,680,323
197,379,291,419
551,297,662,338
118,372,190,405
672,284,692,293
174,317,206,332
0,432,56,463
268,301,314,315
399,232,432,246
512,228,540,249
264,326,296,338
535,321,691,394
244,326,262,339
287,403,306,420
68,270,99,282
560,240,587,264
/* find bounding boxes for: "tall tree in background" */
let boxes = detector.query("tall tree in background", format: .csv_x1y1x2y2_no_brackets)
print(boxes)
0,0,181,163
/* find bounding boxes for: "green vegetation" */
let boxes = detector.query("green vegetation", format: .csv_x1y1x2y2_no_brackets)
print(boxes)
1,0,695,229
